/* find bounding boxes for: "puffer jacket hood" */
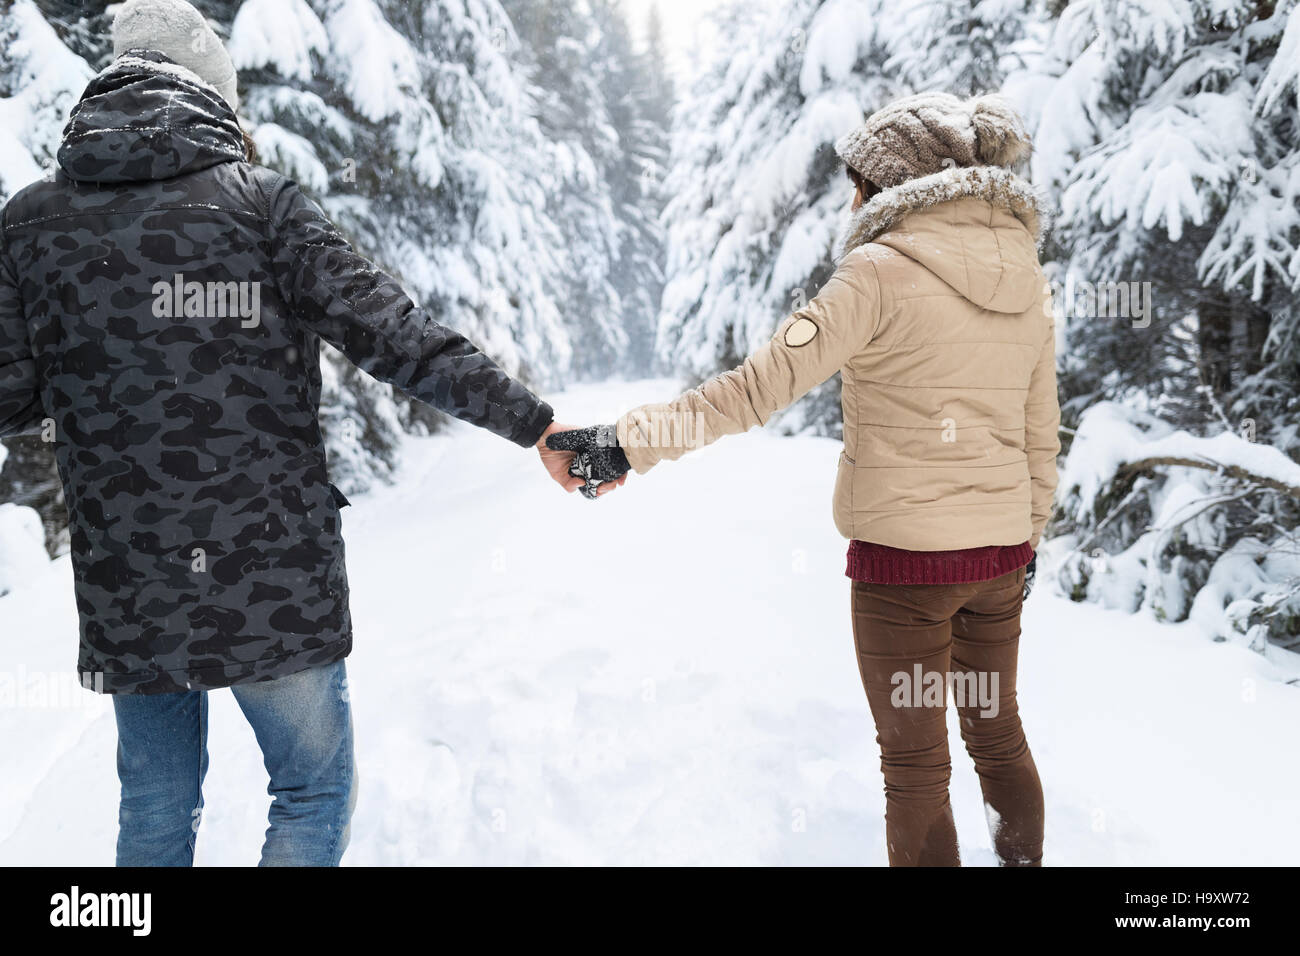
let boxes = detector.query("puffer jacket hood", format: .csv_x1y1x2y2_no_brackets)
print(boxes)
836,165,1044,314
58,51,245,184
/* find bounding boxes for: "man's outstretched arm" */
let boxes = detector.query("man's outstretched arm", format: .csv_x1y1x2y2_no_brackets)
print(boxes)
267,176,555,449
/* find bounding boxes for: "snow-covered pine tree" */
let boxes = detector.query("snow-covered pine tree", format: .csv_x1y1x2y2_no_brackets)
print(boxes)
0,0,93,196
502,0,670,378
588,0,672,374
502,0,626,379
0,0,95,552
883,0,1038,98
1031,0,1300,646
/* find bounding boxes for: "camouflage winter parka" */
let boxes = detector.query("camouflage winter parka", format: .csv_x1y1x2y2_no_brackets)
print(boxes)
0,52,553,693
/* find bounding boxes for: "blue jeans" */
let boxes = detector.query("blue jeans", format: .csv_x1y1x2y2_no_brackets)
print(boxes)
112,660,356,866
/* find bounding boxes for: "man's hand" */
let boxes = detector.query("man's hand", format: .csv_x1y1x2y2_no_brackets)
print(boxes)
545,425,630,499
537,422,587,493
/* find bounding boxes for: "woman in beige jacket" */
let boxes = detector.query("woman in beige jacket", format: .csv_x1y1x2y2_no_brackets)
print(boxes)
550,92,1060,866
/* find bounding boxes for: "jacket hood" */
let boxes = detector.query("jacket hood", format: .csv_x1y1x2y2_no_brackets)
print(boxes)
57,51,245,185
835,165,1046,314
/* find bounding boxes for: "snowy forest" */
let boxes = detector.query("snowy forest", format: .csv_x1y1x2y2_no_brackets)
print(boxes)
2,0,1298,655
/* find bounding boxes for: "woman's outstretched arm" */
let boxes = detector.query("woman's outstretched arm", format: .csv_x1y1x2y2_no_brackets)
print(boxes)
617,248,883,474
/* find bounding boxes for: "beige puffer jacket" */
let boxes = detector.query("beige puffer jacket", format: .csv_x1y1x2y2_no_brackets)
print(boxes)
617,166,1060,550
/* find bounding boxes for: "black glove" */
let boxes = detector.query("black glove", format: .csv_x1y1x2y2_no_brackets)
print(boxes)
546,425,631,500
1023,552,1037,601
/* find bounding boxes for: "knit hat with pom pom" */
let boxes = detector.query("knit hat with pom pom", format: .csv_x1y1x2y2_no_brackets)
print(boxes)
835,92,1031,189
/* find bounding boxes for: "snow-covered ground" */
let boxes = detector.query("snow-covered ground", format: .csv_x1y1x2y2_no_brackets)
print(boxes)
1,380,1297,866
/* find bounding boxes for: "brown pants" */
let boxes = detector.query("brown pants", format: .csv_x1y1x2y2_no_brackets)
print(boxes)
851,567,1043,866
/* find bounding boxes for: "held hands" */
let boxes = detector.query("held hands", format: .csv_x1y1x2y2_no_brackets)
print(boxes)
536,422,588,494
544,424,631,499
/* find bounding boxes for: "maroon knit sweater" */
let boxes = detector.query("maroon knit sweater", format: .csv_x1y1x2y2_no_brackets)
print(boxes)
846,539,1033,585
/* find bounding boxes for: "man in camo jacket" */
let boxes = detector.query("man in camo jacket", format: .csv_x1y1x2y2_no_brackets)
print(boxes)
0,0,588,866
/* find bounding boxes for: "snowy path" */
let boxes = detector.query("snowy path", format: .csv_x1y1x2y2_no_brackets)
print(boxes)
1,380,1297,866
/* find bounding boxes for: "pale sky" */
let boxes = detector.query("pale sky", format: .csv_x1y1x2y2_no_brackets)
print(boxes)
622,0,728,78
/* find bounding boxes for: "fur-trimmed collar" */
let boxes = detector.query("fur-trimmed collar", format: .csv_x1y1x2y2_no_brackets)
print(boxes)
834,165,1045,261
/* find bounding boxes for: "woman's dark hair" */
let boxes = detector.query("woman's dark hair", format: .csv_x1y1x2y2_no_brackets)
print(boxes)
845,166,882,202
240,127,258,164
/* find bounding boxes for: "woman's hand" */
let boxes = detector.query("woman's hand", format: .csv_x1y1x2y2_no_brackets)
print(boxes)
546,425,631,498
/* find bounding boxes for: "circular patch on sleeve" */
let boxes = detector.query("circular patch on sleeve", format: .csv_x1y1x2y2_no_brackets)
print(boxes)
784,317,819,347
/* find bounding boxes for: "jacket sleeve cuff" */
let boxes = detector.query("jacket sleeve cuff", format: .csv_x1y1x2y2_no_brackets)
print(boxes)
616,413,660,475
511,400,554,448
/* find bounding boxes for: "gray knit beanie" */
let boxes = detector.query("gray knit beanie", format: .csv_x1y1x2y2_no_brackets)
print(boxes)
835,91,1031,189
112,0,240,112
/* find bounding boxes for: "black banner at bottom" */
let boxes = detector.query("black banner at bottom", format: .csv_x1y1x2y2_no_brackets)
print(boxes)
4,865,1278,941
